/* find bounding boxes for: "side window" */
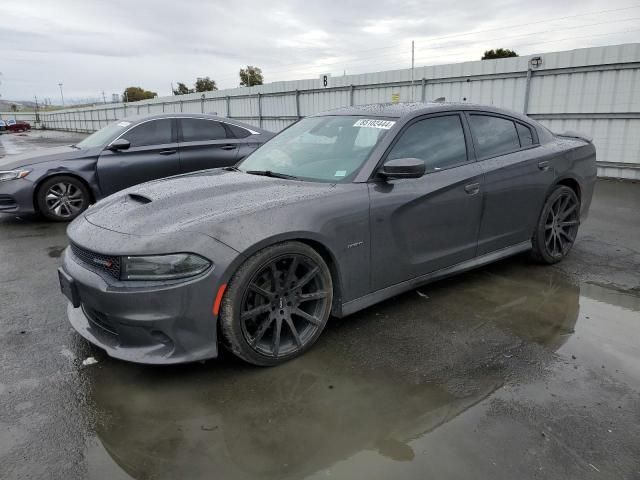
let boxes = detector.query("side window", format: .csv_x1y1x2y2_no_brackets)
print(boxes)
180,119,228,142
388,115,468,171
123,119,172,148
469,115,520,158
516,123,534,147
228,124,251,139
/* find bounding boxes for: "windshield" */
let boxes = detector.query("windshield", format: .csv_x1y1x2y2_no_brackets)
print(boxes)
238,115,395,182
76,120,134,149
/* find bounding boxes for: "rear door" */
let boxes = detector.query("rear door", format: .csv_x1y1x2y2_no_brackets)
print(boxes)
96,118,179,196
177,118,240,172
368,113,484,291
467,113,555,255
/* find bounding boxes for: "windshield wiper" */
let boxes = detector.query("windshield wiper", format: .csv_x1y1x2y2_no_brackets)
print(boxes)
245,170,299,180
69,144,81,149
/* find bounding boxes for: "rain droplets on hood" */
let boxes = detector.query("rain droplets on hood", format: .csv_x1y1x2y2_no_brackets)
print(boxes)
82,169,337,236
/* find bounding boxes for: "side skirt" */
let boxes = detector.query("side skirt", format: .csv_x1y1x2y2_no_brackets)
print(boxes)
339,240,532,317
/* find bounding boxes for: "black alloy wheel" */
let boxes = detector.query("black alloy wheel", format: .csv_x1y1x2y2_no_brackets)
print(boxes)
221,242,333,366
531,185,580,264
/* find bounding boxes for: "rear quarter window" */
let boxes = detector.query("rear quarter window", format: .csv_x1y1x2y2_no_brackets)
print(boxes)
228,124,251,138
516,123,534,147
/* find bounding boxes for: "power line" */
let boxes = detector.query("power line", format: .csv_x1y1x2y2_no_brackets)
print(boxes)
222,16,640,81
212,5,640,85
381,29,640,72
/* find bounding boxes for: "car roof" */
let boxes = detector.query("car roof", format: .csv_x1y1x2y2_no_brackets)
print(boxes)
316,102,533,123
121,112,270,134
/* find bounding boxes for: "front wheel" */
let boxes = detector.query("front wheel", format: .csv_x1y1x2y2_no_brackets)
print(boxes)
220,242,333,366
36,175,91,221
531,185,580,264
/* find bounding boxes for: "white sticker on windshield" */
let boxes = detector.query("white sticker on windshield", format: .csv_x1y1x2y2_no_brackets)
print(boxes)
117,121,131,127
353,119,395,129
334,170,347,177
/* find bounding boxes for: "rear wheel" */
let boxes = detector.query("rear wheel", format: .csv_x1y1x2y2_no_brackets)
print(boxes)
36,175,90,222
220,242,333,366
531,185,580,264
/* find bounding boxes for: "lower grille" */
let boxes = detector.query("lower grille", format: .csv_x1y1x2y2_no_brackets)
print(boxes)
70,243,121,280
0,195,17,211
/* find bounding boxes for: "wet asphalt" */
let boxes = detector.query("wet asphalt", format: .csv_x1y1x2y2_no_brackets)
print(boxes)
0,131,639,479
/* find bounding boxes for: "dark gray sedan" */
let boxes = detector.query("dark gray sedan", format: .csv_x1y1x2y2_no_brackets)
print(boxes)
0,113,273,221
59,102,596,366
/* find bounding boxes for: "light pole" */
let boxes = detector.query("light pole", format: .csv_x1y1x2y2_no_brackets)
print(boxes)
58,83,65,107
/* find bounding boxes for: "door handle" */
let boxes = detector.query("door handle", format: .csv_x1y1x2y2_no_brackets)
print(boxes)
220,144,237,150
538,161,550,171
158,149,177,155
464,183,480,195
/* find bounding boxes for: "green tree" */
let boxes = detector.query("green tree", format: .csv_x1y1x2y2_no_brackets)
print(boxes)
482,48,518,60
172,82,193,95
123,86,157,102
10,104,17,112
195,77,217,92
239,66,264,87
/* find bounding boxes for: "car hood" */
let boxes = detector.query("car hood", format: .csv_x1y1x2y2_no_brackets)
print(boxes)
83,169,338,238
0,145,97,170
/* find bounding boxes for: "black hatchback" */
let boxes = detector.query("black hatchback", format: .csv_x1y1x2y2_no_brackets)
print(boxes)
0,113,274,221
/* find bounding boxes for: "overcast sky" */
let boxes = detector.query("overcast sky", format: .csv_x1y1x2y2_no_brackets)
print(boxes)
1,0,639,103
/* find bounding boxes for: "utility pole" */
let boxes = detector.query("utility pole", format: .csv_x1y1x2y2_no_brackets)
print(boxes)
411,40,415,102
102,91,106,104
34,95,39,124
171,82,175,95
58,83,65,107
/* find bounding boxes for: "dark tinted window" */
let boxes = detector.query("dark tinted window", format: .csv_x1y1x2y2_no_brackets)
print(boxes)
124,119,172,147
469,115,520,158
228,123,251,138
517,123,534,147
388,115,467,171
181,119,228,142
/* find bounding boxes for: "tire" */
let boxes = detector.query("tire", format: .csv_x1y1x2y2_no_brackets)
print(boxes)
531,185,580,264
36,175,91,222
220,241,333,366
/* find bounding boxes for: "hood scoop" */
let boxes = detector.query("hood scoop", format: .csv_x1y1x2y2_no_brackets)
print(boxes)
127,193,153,204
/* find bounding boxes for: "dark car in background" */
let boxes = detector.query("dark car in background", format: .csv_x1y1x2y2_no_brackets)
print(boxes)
59,102,596,366
0,113,273,220
7,120,31,133
0,120,6,132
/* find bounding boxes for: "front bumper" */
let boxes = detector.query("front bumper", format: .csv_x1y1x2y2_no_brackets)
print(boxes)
61,222,240,364
0,178,36,214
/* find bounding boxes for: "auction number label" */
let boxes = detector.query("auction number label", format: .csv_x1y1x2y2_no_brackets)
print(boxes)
353,119,396,129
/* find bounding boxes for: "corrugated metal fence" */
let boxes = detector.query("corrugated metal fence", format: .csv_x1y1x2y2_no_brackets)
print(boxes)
40,43,640,179
0,112,39,123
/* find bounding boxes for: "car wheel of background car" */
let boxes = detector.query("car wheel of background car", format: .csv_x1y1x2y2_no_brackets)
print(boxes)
36,175,91,222
220,241,333,366
531,185,580,264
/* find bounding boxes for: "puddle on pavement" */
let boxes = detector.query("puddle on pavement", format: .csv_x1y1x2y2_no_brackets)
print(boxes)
80,258,640,479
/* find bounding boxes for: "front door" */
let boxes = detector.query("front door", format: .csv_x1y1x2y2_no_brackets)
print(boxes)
97,118,179,196
368,113,483,291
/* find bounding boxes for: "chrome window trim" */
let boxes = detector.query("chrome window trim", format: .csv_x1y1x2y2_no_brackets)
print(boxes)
107,116,260,148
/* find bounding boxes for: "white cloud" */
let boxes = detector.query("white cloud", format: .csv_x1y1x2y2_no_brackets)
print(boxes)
0,0,638,103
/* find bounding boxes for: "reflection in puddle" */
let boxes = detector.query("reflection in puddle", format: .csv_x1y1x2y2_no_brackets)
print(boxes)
83,259,638,479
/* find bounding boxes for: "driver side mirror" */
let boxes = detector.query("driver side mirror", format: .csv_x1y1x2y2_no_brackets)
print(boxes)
108,138,131,151
379,157,425,179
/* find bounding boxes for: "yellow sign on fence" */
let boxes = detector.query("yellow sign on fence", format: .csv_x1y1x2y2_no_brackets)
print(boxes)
391,93,400,103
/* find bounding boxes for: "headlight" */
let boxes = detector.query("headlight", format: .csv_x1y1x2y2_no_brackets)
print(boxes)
121,253,211,280
0,170,30,182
